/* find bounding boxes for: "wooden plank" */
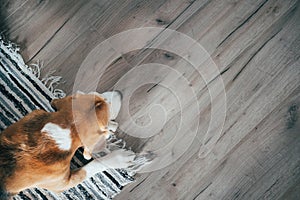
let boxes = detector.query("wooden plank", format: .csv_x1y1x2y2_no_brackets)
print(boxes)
211,0,299,73
114,3,300,199
92,0,210,69
279,178,300,200
92,0,194,38
28,0,195,94
113,0,296,118
115,48,299,200
124,0,297,73
123,0,268,66
0,0,28,33
194,87,300,200
170,9,300,199
2,0,86,61
31,0,193,63
109,0,286,127
113,0,298,151
42,28,110,95
26,0,111,65
0,0,28,16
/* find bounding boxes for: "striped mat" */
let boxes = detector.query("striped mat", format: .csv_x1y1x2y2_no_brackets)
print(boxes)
0,37,134,200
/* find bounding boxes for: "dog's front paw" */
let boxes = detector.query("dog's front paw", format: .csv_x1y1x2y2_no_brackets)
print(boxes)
100,149,136,169
129,151,156,172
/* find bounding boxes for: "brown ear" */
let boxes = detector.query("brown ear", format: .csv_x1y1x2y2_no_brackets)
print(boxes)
51,99,59,111
51,97,69,111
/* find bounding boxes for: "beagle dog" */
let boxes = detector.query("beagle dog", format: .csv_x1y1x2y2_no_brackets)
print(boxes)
0,91,136,199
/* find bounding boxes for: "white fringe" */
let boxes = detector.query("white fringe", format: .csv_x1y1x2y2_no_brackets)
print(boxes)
0,36,66,99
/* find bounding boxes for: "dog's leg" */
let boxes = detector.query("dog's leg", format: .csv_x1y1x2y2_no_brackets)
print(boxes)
83,149,135,178
62,150,155,191
63,169,87,190
82,147,92,160
64,149,135,190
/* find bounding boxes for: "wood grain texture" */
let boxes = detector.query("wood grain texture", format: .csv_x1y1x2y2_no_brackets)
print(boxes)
1,0,299,199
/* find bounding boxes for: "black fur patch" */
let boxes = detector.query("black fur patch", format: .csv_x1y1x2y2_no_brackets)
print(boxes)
0,142,17,200
22,112,49,137
0,187,9,200
35,148,71,165
0,143,17,177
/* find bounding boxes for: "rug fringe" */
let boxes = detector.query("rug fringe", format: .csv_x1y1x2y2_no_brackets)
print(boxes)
0,35,66,99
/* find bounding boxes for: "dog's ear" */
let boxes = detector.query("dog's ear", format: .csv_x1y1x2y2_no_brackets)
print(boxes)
93,98,110,127
51,98,60,111
51,97,71,111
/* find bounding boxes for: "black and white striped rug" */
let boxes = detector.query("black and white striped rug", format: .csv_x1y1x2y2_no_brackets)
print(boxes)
0,37,134,200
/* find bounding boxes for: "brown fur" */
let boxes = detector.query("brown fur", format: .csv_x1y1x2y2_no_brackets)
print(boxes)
0,93,109,196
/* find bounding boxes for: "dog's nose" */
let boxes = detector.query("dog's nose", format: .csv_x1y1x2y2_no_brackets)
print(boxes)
99,126,108,132
100,91,122,120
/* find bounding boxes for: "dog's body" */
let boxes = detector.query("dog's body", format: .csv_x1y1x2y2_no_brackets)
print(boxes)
0,92,135,198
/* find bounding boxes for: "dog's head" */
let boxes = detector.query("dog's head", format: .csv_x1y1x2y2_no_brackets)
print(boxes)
51,92,110,153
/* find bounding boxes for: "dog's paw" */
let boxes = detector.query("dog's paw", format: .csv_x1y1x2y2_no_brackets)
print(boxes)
101,149,136,169
129,151,156,172
106,135,126,151
83,148,93,160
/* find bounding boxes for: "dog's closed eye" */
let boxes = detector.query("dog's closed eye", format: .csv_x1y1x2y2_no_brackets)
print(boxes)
95,101,103,108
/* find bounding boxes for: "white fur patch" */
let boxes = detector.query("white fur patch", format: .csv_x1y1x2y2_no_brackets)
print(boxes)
41,123,72,151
